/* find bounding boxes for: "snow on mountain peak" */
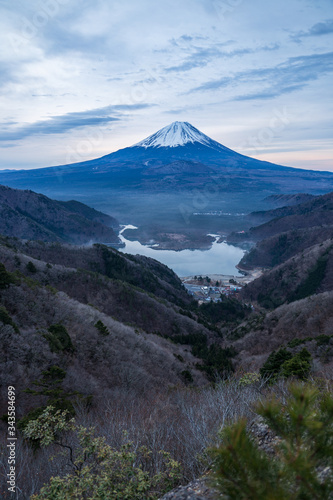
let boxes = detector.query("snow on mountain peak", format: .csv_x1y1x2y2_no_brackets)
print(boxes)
132,121,220,149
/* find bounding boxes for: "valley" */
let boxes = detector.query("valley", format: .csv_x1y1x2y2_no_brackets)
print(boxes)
1,123,333,499
3,0,333,494
0,0,333,492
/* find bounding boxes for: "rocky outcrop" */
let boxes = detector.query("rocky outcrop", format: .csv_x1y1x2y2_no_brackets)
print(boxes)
159,478,218,500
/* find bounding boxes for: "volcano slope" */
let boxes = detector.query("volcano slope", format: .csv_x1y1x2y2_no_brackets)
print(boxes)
1,122,333,246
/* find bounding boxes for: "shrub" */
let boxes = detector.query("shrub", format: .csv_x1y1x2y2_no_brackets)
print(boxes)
43,324,74,353
94,319,110,336
211,383,333,499
238,372,260,386
181,369,193,383
0,306,19,333
316,334,331,346
172,333,235,380
0,262,15,289
261,348,312,382
18,366,90,446
23,406,182,500
26,261,38,273
281,348,312,381
260,348,292,379
287,338,310,348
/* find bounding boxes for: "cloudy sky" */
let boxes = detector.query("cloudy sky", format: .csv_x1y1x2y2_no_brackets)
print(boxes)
1,0,332,171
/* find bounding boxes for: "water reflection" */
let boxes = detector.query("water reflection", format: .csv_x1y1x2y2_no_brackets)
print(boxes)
118,226,245,277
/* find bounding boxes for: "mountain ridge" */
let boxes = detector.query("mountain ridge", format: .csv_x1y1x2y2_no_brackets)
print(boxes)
1,122,333,247
0,184,120,245
0,121,328,175
75,121,297,170
233,191,333,245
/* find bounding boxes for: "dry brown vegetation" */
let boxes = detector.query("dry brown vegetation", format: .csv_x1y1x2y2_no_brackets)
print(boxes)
0,378,267,499
0,238,215,341
229,291,333,373
242,238,333,307
0,233,251,498
0,278,209,417
1,234,244,431
1,187,333,499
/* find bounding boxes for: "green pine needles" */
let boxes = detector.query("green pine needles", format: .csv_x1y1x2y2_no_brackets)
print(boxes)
43,324,74,353
94,319,110,336
211,383,333,499
260,347,312,381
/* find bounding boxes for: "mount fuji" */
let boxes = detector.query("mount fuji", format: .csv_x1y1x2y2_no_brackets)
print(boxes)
0,121,332,239
1,120,331,178
75,121,289,169
133,121,221,148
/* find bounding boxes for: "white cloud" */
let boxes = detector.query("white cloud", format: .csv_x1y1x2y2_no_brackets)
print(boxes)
0,0,332,170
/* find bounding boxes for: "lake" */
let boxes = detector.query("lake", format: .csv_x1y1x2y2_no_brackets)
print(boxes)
118,226,245,277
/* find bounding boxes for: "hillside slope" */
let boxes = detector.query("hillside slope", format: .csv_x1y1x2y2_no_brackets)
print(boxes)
239,226,333,269
245,191,333,241
1,233,252,417
0,239,212,339
0,241,215,416
228,194,333,374
0,236,191,307
263,193,315,208
241,239,333,308
0,276,207,413
231,191,333,271
0,184,120,244
228,291,333,372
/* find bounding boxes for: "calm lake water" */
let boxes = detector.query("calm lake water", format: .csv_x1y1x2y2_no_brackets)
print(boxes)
118,226,245,277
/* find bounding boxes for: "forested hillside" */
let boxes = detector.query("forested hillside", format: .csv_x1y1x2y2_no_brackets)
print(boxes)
239,226,333,269
1,191,333,499
0,184,120,244
0,230,259,497
0,240,204,411
241,239,333,307
1,234,254,420
228,291,333,371
228,191,333,249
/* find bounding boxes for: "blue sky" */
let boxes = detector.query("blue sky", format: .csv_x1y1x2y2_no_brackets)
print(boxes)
0,0,332,171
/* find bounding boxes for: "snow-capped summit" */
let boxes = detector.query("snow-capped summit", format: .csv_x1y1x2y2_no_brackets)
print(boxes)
132,121,229,151
92,120,243,165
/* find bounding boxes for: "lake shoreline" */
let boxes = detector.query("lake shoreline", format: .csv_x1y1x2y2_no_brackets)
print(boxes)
181,268,263,286
118,225,246,277
121,227,216,251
